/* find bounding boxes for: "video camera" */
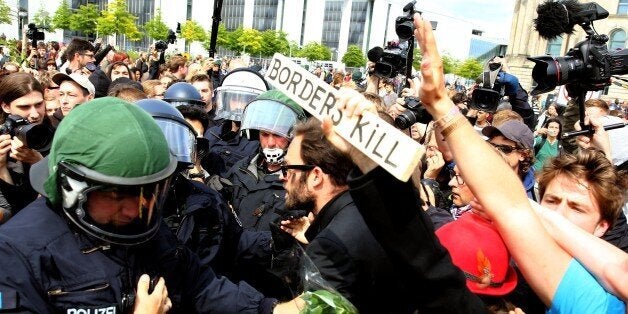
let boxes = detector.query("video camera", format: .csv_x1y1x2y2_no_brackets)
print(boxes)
469,65,503,113
26,23,45,48
154,29,177,51
368,1,416,79
0,115,54,152
527,0,628,137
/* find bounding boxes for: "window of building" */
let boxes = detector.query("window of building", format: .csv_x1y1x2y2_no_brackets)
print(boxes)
348,0,368,47
545,37,562,56
322,0,343,50
223,0,246,31
609,29,626,50
253,0,278,31
618,0,628,15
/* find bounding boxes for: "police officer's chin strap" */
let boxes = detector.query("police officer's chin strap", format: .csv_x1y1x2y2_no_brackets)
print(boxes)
263,147,286,167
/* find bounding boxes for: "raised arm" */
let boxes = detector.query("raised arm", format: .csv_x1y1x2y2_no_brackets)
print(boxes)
411,13,571,306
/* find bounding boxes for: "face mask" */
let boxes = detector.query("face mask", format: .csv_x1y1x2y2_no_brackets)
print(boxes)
263,147,286,165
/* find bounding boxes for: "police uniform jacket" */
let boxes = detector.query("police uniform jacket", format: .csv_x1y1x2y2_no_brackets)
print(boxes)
0,198,277,313
203,121,259,177
226,154,284,232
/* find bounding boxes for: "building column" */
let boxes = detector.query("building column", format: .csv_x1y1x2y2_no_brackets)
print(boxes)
243,0,254,28
337,0,353,62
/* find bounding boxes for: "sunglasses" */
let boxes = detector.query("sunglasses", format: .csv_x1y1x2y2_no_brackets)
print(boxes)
279,164,315,178
47,86,59,90
489,142,520,155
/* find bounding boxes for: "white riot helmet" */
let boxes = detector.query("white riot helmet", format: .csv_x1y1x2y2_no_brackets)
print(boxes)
214,68,270,122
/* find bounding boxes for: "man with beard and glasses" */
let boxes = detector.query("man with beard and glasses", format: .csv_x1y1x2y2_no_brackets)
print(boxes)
278,118,412,313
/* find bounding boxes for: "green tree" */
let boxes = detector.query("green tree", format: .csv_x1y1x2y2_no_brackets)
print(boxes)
341,45,366,67
226,26,243,52
215,23,230,48
237,28,262,54
180,20,207,43
52,0,72,30
412,49,423,70
260,29,289,57
97,0,142,41
455,58,483,79
297,42,331,61
287,41,301,57
442,54,459,74
33,7,53,30
144,8,169,41
0,0,9,25
69,4,99,37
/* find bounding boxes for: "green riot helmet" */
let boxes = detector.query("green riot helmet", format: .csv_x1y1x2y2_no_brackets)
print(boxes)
29,97,178,246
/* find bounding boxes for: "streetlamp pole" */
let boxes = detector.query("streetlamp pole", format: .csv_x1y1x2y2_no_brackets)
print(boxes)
18,9,28,41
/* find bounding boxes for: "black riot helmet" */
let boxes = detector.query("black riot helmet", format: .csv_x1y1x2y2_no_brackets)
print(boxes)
163,82,206,108
136,98,198,168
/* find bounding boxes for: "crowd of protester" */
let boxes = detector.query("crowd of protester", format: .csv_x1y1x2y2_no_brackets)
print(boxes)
0,12,626,314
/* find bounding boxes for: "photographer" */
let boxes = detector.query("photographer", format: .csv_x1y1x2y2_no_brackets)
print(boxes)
148,43,166,80
0,73,53,222
483,57,535,130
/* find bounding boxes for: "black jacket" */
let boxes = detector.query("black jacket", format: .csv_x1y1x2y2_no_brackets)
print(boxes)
304,191,412,313
347,166,487,313
203,121,260,177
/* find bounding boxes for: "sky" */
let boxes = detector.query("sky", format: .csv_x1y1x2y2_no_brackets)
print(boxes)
414,0,517,40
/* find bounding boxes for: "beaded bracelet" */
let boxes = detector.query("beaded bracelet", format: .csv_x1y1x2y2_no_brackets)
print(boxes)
433,105,460,129
440,114,467,139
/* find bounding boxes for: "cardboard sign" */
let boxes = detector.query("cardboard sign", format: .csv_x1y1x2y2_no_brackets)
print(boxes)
264,53,422,182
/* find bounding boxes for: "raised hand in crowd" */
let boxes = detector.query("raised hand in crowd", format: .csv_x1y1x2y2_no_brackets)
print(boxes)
133,275,172,314
279,213,312,245
423,146,445,180
0,134,12,184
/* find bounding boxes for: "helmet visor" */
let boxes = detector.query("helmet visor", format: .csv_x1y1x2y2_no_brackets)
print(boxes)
241,100,300,139
214,87,262,121
58,161,173,246
155,119,197,165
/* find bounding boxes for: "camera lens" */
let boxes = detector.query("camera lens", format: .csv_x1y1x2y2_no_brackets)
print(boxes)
396,21,414,41
374,62,394,78
15,124,54,152
528,55,585,95
394,109,418,130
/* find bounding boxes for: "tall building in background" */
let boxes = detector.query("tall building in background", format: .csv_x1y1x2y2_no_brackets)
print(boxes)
506,0,628,102
0,0,506,67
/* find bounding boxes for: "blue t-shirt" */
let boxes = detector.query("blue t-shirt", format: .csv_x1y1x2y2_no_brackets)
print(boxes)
548,259,625,314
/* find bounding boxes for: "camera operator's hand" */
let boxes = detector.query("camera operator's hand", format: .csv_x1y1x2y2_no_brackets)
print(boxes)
401,77,421,98
365,61,379,94
0,135,13,183
10,137,43,165
134,274,171,314
575,116,612,161
534,127,548,136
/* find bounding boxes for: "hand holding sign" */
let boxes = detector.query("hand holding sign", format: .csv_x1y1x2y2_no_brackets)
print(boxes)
321,88,380,174
265,54,423,181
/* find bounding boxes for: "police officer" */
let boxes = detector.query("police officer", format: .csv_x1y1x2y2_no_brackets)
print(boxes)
225,90,307,232
135,98,276,279
203,68,268,177
0,97,295,313
163,81,207,108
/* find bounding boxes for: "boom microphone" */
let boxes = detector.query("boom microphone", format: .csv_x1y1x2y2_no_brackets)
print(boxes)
534,0,608,40
367,47,384,62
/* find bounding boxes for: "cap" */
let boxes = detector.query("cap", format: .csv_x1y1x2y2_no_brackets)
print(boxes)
53,72,96,95
482,120,533,149
436,213,518,296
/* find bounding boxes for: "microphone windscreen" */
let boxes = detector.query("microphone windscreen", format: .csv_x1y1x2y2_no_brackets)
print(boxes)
534,0,579,40
367,47,384,62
